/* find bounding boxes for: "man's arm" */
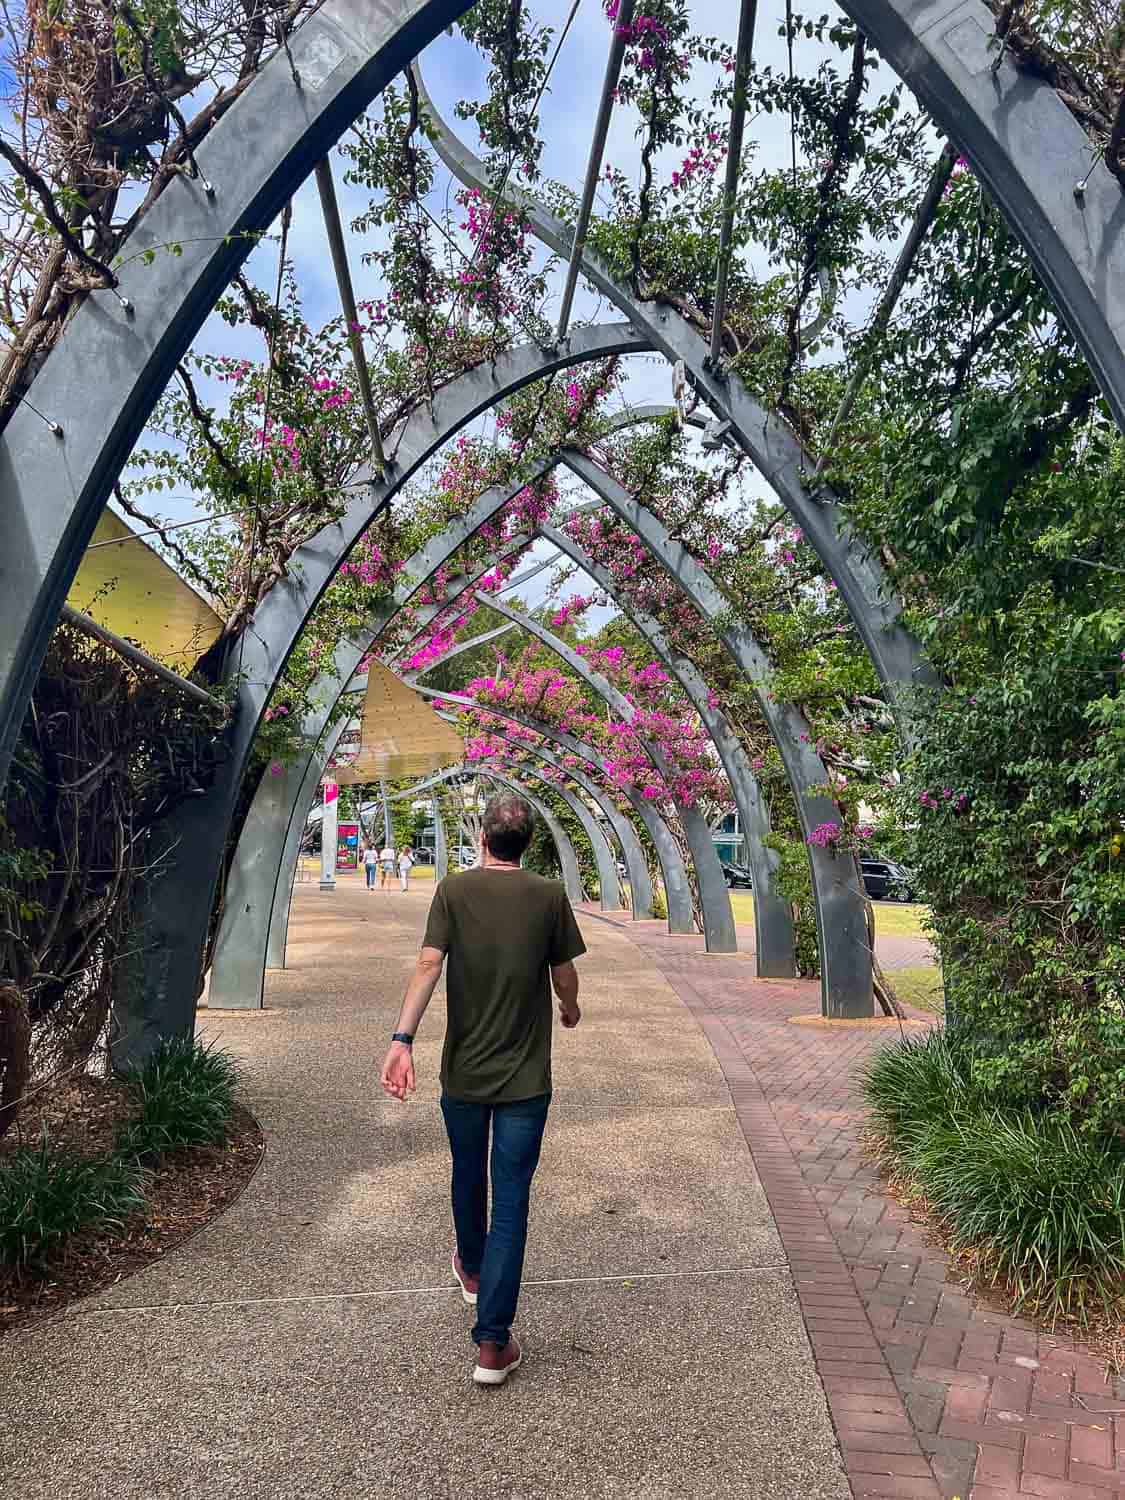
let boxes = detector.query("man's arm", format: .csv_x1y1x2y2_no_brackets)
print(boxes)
379,946,445,1101
551,960,581,1029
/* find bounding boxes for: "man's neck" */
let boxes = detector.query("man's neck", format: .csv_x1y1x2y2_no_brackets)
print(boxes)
482,852,521,872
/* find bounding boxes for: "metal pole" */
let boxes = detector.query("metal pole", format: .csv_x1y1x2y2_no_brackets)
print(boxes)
59,604,225,712
556,0,636,342
380,778,393,845
709,0,758,367
812,142,958,480
314,157,388,476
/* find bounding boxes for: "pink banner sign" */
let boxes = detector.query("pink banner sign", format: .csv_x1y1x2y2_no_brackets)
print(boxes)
323,782,338,804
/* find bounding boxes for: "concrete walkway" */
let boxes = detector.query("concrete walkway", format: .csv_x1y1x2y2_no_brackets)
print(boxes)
2,878,849,1500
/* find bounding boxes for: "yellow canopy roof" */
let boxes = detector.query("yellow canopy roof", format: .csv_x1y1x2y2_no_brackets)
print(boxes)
330,662,464,782
66,511,224,670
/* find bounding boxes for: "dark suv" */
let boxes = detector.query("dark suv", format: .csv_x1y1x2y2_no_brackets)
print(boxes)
860,857,914,902
720,860,753,889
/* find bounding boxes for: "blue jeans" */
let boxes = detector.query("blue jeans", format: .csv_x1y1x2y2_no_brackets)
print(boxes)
440,1092,550,1347
364,864,376,888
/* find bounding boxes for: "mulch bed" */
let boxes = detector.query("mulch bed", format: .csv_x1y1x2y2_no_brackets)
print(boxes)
0,1076,263,1335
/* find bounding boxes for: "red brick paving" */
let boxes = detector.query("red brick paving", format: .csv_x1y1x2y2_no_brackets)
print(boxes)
590,913,1125,1500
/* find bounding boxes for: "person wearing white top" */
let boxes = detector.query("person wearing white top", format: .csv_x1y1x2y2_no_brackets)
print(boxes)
363,844,379,890
379,845,395,890
397,847,414,892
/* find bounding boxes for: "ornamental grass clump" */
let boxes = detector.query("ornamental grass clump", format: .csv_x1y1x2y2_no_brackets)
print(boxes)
0,1136,146,1272
866,1033,1125,1322
116,1036,240,1161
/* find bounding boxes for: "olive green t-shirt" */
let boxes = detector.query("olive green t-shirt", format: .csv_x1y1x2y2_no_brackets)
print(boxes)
423,868,587,1102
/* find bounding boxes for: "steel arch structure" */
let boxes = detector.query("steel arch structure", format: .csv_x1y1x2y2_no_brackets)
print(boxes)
411,690,697,933
106,322,644,1063
423,766,585,903
0,0,1113,1047
558,450,873,1016
259,684,688,984
430,721,649,918
537,518,796,977
6,0,1118,790
0,0,480,787
475,591,738,954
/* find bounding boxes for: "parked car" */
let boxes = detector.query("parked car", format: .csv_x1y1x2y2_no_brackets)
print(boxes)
860,857,914,902
720,860,753,889
457,846,477,869
412,846,435,865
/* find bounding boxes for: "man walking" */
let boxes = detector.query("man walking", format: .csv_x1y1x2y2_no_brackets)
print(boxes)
380,792,585,1386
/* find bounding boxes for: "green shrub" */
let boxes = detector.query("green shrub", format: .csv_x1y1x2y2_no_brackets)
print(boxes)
117,1035,240,1159
866,1032,1125,1320
0,1135,146,1270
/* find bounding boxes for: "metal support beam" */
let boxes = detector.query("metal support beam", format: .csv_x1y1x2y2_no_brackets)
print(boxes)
556,0,636,341
59,604,225,712
314,156,388,474
433,797,448,880
813,143,958,482
709,0,758,366
396,620,518,674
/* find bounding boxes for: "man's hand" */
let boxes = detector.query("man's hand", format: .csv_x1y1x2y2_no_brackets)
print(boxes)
558,999,581,1029
380,1041,415,1101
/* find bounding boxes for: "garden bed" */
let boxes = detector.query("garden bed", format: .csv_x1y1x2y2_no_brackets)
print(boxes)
0,1073,263,1334
865,1032,1125,1372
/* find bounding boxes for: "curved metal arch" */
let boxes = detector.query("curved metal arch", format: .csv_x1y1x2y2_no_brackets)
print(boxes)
263,688,665,987
838,0,1125,434
417,686,693,933
416,76,937,710
539,518,796,977
0,0,483,787
263,704,357,973
491,757,620,912
435,714,652,918
432,766,584,903
110,321,644,1061
559,449,872,1018
434,711,623,913
433,798,448,881
475,591,738,954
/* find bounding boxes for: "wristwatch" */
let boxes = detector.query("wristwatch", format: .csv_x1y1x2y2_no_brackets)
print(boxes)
391,1031,414,1047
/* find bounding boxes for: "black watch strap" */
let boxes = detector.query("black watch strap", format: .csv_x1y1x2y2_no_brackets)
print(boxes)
392,1031,414,1047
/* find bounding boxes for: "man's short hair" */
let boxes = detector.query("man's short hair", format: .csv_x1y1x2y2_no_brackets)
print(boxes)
482,791,535,863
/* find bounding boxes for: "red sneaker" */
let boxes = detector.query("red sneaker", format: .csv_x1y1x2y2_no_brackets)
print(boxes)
473,1336,522,1386
451,1252,479,1306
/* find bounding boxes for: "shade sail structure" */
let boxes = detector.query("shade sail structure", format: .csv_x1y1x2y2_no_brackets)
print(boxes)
329,663,463,783
66,511,224,670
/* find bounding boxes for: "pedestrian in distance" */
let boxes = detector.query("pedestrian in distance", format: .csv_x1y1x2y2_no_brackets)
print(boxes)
398,846,414,892
379,841,395,890
380,792,585,1387
363,844,379,891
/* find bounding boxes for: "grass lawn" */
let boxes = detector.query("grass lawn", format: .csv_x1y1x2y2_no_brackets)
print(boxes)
726,890,930,942
888,963,945,1015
